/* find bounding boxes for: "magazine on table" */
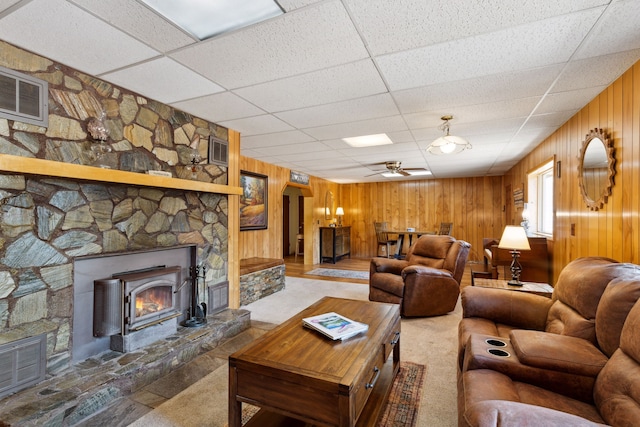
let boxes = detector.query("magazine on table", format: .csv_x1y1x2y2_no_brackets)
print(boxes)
302,312,369,340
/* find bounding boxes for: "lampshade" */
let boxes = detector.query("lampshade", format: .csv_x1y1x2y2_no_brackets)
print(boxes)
335,206,344,216
427,115,471,155
498,226,531,251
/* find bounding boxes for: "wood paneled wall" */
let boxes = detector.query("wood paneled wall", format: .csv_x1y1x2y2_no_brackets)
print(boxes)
504,61,640,283
339,177,505,262
238,157,339,263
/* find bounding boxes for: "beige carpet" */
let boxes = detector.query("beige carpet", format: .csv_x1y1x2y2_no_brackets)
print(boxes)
130,276,460,427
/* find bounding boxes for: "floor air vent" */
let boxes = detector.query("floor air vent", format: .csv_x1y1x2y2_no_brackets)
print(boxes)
0,333,46,398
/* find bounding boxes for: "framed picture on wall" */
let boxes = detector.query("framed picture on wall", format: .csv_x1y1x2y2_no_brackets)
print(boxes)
240,171,268,230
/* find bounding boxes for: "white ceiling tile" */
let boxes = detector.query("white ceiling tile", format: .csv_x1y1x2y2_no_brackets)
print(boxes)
403,97,540,130
573,0,640,60
170,0,368,89
172,92,265,123
376,8,604,91
525,111,578,129
70,0,196,52
219,115,294,136
535,87,605,115
275,93,399,128
553,50,640,93
251,141,331,156
347,0,609,56
0,0,159,75
241,131,316,149
273,149,341,162
278,0,323,11
303,115,408,141
0,0,21,12
101,57,224,104
234,60,387,112
392,65,563,114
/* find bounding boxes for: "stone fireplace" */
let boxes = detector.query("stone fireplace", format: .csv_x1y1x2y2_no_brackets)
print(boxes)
0,40,235,400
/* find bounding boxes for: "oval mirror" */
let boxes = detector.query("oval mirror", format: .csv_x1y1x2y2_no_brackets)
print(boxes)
577,128,615,211
324,191,334,220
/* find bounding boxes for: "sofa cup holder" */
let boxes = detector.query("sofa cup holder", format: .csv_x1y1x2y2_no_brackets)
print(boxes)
487,348,510,357
485,338,507,347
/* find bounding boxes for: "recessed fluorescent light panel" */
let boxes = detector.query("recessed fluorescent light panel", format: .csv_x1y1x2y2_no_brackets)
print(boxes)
141,0,284,40
407,170,432,176
342,133,393,148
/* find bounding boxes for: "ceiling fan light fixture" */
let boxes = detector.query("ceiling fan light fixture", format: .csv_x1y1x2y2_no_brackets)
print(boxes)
427,116,471,155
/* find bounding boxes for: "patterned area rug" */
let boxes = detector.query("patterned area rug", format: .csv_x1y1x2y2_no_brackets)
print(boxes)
236,362,425,427
305,268,369,280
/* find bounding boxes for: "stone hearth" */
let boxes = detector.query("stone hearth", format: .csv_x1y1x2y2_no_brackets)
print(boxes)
0,309,250,426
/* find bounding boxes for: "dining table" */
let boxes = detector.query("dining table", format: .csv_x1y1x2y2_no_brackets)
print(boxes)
386,229,436,259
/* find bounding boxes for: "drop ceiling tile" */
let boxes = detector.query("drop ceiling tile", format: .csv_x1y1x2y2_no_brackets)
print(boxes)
573,0,640,60
376,8,604,91
70,0,196,52
0,0,159,75
172,92,265,123
235,60,387,112
553,50,640,93
241,131,316,149
392,65,563,115
535,87,605,114
218,115,294,136
275,93,399,128
251,141,331,156
526,111,578,128
0,0,21,12
170,1,368,89
101,57,224,104
274,149,340,162
403,97,540,130
278,0,323,11
303,115,408,141
348,0,608,56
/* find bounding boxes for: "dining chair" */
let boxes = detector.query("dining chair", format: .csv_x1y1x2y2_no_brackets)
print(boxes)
374,222,397,258
438,222,453,235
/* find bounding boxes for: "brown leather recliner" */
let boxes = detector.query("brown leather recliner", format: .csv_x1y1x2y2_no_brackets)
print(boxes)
458,293,640,426
457,257,640,426
369,235,470,317
458,257,632,370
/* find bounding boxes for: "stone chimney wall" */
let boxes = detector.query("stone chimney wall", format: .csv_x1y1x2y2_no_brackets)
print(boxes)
0,41,230,374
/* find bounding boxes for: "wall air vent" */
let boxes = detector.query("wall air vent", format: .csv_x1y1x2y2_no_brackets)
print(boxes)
0,334,47,398
208,135,228,166
0,65,48,127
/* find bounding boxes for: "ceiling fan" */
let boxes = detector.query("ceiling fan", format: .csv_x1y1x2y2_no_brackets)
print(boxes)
365,161,428,177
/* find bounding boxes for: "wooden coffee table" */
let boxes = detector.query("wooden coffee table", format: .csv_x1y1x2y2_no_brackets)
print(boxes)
228,296,401,427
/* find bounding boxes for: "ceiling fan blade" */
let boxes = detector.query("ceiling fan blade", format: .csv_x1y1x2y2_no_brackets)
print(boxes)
365,170,385,177
398,169,411,176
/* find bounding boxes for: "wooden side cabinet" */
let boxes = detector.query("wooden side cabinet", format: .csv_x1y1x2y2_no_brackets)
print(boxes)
320,226,351,264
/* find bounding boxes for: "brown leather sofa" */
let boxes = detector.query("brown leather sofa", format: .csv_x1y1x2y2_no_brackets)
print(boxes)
457,257,640,426
369,235,470,317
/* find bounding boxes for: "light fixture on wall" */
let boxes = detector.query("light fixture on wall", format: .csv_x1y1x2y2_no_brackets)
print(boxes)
335,206,344,227
498,225,531,286
427,115,471,155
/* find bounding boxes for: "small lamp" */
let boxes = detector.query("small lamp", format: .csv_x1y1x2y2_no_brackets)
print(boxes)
335,206,344,227
498,225,531,286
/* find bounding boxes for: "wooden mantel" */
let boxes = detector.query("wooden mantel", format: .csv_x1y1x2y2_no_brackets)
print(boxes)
0,153,242,195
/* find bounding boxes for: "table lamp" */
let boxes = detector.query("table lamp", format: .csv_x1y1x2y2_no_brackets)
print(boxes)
335,206,344,227
498,225,531,285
